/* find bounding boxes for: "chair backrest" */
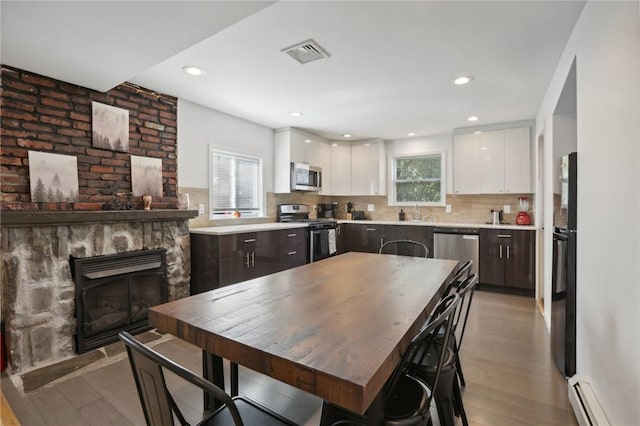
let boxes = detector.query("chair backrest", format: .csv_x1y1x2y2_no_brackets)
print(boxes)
119,331,242,426
384,294,459,415
442,260,473,297
379,240,429,258
451,274,478,347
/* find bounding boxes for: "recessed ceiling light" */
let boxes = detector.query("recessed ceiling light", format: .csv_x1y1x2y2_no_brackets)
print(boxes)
182,66,206,76
474,131,482,134
454,76,473,85
408,132,415,137
290,112,303,117
331,143,338,147
343,134,352,138
304,139,311,143
467,116,479,122
364,143,371,147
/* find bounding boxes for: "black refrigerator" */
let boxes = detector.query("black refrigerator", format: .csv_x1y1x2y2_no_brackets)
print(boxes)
551,152,577,377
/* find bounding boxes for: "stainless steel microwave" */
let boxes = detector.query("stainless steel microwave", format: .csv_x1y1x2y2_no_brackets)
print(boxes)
291,162,322,191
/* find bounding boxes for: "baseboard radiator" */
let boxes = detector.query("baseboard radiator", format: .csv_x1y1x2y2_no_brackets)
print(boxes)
568,376,610,426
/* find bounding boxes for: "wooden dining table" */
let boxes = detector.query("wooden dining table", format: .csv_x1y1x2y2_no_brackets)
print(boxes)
149,252,458,421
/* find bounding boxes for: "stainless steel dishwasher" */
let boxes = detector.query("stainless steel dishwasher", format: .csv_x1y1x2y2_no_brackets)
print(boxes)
433,227,479,277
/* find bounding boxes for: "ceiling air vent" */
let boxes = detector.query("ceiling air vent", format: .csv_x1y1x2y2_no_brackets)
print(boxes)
281,39,331,64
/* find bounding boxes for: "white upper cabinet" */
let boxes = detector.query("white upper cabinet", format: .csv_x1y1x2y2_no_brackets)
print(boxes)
351,139,386,196
274,128,326,193
504,127,532,193
453,126,531,194
328,142,352,195
318,141,332,195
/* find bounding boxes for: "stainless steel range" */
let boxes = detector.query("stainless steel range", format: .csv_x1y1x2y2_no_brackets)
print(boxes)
277,204,338,262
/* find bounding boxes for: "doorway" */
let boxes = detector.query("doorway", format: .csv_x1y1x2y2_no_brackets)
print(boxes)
536,133,545,314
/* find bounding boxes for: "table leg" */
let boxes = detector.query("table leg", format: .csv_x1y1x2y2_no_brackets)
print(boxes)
230,362,239,397
202,350,225,411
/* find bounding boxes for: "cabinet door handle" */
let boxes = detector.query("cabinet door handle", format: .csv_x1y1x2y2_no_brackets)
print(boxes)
251,252,255,267
497,234,512,238
288,251,297,256
245,253,251,267
366,228,377,231
507,245,510,259
244,238,256,243
287,233,297,237
499,245,503,258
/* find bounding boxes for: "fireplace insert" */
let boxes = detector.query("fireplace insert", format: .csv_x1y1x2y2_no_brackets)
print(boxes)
70,249,168,353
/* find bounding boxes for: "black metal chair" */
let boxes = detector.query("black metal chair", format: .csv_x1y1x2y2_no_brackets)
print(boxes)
321,294,460,426
416,274,479,426
119,331,296,426
379,240,429,258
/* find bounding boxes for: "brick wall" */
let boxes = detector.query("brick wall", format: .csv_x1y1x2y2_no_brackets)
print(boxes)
0,65,178,211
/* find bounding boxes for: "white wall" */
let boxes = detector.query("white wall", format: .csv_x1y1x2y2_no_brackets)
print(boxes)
177,99,274,191
535,2,640,423
386,133,453,194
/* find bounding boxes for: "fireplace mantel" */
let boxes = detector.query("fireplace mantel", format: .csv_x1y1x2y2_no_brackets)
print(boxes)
0,209,198,227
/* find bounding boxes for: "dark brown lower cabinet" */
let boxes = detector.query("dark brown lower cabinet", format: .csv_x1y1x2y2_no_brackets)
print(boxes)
479,229,535,292
344,223,384,253
343,223,433,256
191,228,308,294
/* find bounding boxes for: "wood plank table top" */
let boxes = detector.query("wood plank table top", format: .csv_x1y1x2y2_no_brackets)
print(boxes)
149,252,458,415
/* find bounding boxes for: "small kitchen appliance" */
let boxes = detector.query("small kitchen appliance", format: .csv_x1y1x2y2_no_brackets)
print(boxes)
515,197,531,225
290,163,322,192
317,203,338,218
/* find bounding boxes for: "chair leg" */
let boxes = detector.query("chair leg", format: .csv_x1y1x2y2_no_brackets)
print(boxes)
452,376,468,426
455,356,466,387
432,367,456,426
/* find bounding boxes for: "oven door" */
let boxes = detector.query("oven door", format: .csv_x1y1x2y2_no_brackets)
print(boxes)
310,228,337,262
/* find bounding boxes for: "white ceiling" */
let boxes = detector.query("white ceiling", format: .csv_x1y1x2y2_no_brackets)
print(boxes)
1,1,585,141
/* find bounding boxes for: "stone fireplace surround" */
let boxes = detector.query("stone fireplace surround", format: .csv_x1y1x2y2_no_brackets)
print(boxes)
0,209,197,374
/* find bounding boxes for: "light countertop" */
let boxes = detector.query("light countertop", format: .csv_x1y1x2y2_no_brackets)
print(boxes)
190,220,536,235
190,222,308,235
337,220,536,231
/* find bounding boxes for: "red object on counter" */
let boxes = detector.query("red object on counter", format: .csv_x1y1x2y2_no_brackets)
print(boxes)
516,211,531,225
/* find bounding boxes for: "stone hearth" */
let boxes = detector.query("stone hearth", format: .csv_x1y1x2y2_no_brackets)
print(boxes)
0,210,197,373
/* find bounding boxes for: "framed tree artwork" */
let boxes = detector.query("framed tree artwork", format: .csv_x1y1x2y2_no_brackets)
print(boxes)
131,155,162,197
92,101,129,152
28,151,80,202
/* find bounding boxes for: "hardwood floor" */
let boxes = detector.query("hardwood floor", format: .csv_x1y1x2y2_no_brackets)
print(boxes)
0,290,577,426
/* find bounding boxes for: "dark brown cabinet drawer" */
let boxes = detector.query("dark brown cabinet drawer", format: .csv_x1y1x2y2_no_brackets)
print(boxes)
479,229,535,292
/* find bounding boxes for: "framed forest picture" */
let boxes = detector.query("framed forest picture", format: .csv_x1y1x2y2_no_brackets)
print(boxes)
92,101,129,152
28,151,80,202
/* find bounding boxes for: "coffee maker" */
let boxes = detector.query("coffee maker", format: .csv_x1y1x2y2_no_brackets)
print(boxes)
317,202,338,218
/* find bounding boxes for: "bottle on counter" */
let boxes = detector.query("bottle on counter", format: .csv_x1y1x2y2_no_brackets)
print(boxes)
399,209,405,221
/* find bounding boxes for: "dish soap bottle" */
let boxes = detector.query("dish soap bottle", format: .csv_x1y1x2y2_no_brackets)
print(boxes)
399,209,405,221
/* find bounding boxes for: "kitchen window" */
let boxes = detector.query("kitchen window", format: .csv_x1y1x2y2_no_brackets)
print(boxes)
210,148,263,219
390,151,445,206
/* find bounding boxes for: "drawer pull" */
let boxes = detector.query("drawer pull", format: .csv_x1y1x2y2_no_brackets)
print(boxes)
497,234,511,238
288,251,297,256
366,228,377,232
243,238,256,243
287,234,297,237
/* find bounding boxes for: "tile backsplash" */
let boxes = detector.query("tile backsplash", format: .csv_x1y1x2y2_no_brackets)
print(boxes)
180,187,534,228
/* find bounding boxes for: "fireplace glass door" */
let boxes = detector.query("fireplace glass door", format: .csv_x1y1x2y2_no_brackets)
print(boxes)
71,249,168,353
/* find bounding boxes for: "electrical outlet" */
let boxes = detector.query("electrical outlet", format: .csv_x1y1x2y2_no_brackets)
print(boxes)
445,204,452,213
503,204,511,214
198,203,205,215
367,204,375,212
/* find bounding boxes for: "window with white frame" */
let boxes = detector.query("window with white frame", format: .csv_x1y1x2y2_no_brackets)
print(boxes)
210,148,263,219
390,151,445,206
